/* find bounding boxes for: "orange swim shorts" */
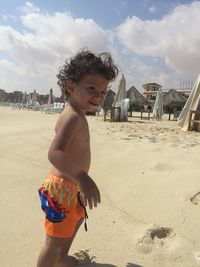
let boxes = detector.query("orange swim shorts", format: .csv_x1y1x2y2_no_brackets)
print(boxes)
39,173,85,238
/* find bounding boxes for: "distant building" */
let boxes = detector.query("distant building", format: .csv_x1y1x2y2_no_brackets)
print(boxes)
0,89,8,102
142,83,162,102
38,94,48,105
0,87,71,104
7,91,23,103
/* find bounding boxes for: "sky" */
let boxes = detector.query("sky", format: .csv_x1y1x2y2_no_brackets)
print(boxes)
0,0,200,96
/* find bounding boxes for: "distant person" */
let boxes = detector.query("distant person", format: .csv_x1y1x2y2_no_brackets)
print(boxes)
140,106,145,112
37,49,118,267
147,105,152,112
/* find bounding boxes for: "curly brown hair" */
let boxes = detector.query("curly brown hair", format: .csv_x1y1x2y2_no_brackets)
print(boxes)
57,49,118,98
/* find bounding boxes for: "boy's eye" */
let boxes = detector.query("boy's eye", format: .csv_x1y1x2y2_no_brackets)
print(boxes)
87,87,106,96
100,91,106,96
88,86,96,92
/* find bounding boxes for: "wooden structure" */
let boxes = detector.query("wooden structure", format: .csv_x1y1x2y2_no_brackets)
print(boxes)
140,111,152,120
104,107,121,122
187,110,200,131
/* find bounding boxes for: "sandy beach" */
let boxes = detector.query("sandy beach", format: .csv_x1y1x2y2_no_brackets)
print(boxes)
1,106,200,267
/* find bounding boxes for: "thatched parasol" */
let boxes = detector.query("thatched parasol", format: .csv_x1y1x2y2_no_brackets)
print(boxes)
163,89,187,110
126,86,149,111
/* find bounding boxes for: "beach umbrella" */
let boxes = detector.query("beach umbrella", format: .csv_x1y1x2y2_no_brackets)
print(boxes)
22,91,27,104
27,93,32,105
112,74,129,121
48,88,54,105
112,74,126,107
152,88,164,121
178,74,200,130
32,90,37,106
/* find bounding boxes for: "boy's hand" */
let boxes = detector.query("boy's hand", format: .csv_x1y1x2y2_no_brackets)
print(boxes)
77,172,101,209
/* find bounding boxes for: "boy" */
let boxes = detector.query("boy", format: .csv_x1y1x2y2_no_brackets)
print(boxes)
37,49,118,267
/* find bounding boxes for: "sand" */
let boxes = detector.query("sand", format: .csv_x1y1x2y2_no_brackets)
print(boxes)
1,106,200,267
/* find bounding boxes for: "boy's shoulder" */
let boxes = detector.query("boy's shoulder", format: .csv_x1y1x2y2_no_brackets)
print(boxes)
61,105,83,122
55,106,83,132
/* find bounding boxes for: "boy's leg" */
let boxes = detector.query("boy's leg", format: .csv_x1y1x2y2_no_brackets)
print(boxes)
37,218,83,267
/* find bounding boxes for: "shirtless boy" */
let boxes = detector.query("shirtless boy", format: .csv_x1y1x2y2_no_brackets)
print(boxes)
37,49,118,267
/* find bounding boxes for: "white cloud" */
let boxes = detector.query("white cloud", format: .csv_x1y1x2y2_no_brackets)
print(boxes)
20,1,40,14
148,5,158,13
1,1,199,94
2,14,17,21
0,10,115,94
116,1,200,77
117,55,178,91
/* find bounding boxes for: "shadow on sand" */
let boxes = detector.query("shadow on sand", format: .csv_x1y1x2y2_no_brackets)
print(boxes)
77,262,143,267
73,250,143,267
126,263,143,267
77,263,116,267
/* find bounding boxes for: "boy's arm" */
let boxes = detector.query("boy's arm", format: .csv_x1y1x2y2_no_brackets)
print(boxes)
48,113,100,209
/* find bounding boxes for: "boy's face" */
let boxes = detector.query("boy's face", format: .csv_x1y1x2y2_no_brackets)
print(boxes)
67,74,109,113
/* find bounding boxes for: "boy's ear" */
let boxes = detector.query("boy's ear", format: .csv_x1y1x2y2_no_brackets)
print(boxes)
66,80,74,95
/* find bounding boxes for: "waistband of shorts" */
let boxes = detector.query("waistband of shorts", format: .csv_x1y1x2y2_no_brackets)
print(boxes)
45,172,79,190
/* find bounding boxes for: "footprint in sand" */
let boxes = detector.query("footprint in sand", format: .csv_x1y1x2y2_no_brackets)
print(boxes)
136,225,176,254
191,192,200,205
153,162,174,172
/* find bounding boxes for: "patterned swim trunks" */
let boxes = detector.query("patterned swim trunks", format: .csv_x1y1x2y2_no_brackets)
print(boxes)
38,173,87,238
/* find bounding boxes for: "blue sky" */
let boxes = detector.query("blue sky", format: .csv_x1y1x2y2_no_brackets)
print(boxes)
0,0,199,96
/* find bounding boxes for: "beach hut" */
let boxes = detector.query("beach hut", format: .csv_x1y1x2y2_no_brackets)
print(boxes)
126,86,149,112
178,74,200,131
